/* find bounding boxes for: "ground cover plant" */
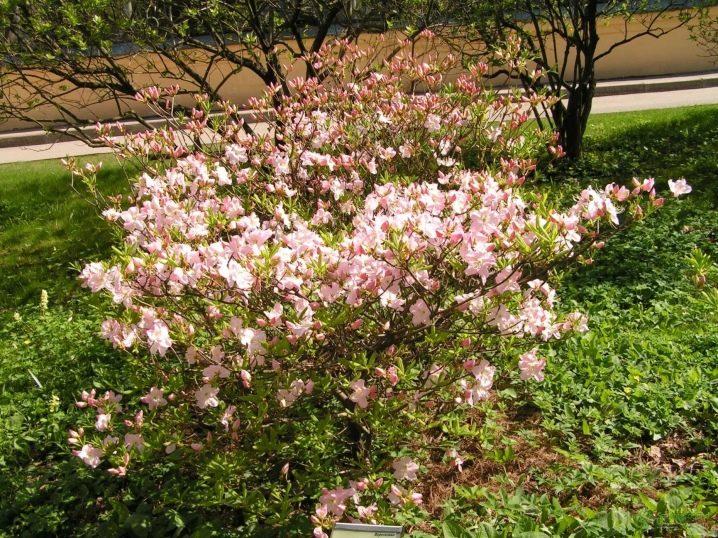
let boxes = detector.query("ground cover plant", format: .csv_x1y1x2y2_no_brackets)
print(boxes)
1,77,717,537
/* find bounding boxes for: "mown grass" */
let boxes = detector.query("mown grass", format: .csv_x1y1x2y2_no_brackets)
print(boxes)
0,156,133,308
1,106,717,536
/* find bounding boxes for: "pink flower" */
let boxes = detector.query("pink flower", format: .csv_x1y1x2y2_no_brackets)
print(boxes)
101,435,119,447
219,260,254,290
357,503,378,520
101,319,136,349
95,413,111,432
461,359,495,405
319,486,356,516
388,484,423,506
225,144,248,165
668,179,692,197
107,466,127,477
424,113,442,132
392,457,419,481
378,146,397,160
195,384,220,409
240,369,252,388
386,366,399,386
445,448,464,472
203,363,230,380
349,379,375,409
264,303,283,324
388,484,403,505
124,433,145,451
518,348,546,382
399,144,414,158
638,177,655,193
146,321,172,356
409,299,431,326
80,262,107,292
277,379,308,407
140,387,167,410
220,405,237,431
74,444,103,468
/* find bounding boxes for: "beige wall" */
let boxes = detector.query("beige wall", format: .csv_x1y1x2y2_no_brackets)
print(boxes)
1,8,716,134
594,10,714,79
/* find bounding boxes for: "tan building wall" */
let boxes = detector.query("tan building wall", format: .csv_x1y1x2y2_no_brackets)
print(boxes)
1,8,716,134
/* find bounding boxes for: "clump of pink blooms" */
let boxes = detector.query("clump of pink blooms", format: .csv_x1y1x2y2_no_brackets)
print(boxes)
69,34,689,531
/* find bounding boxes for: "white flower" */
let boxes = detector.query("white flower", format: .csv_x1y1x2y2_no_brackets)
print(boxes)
668,178,691,197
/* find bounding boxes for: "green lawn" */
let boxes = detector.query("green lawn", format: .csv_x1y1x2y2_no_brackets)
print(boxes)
1,106,717,536
0,156,132,308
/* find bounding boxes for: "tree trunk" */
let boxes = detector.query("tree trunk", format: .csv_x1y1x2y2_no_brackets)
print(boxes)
555,82,595,160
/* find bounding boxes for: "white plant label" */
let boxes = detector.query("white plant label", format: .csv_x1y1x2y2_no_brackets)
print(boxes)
331,522,403,538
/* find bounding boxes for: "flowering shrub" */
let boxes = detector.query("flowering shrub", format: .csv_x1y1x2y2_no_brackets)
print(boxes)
68,36,688,534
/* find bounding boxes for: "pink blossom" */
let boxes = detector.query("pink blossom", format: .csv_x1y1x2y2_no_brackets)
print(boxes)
220,405,237,431
392,457,420,481
445,448,464,472
388,484,423,506
386,366,399,386
140,387,167,410
264,303,283,324
668,178,692,197
349,379,375,409
356,503,378,520
203,363,231,380
277,379,311,407
95,413,111,432
461,359,495,405
399,144,414,158
124,433,145,451
80,262,107,292
101,319,136,349
240,369,252,388
101,435,119,447
107,466,127,477
319,486,356,516
74,444,103,468
424,113,442,132
518,348,546,382
409,299,431,326
146,321,172,356
195,384,220,409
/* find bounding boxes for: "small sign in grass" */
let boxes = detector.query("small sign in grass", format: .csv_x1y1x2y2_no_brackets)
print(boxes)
331,523,403,538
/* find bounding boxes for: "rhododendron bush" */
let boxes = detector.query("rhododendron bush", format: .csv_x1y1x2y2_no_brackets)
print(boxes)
68,37,689,534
